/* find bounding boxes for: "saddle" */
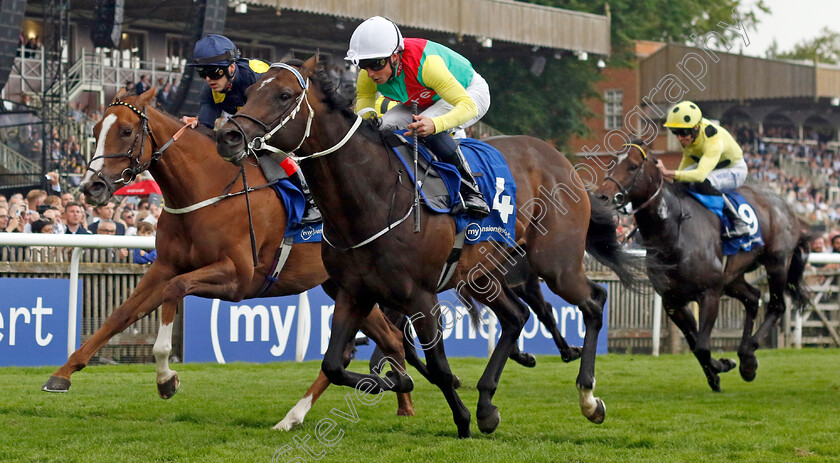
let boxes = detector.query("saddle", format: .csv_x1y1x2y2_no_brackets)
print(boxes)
382,132,463,214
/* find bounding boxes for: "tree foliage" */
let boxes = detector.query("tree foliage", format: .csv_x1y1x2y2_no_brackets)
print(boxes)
765,27,840,64
479,0,767,146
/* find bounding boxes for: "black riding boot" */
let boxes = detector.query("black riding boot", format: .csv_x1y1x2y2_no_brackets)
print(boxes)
722,194,750,238
289,169,322,225
423,132,490,219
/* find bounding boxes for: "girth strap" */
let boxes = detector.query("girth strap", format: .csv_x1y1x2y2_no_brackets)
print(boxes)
255,236,296,297
435,227,467,292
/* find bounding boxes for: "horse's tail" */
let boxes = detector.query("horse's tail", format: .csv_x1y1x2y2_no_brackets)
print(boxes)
585,194,644,291
787,223,816,312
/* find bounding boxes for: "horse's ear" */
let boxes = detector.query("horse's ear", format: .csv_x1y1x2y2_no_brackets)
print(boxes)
302,55,319,76
137,86,157,108
113,87,128,102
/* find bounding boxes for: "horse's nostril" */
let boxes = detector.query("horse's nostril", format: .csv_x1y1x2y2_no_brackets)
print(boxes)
223,130,243,146
597,194,609,202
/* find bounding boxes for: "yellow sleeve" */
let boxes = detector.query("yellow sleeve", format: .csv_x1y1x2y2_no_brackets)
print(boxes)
354,70,378,117
420,55,478,133
677,154,693,171
675,137,723,183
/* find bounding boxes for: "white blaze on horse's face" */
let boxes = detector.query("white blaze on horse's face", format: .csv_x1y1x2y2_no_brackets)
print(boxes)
258,76,275,91
615,152,629,166
82,113,118,185
657,197,669,220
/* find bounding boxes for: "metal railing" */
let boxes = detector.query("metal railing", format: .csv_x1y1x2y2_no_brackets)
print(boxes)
0,142,40,174
5,47,186,105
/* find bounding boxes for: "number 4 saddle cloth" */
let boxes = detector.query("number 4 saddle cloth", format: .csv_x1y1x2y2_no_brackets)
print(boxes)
387,130,517,246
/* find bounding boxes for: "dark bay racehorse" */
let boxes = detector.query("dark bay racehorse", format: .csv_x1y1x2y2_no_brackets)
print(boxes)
216,57,640,437
595,142,812,391
42,87,423,429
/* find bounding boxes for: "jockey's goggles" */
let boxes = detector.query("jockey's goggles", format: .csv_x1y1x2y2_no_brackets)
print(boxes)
358,57,389,71
670,127,695,137
197,66,227,80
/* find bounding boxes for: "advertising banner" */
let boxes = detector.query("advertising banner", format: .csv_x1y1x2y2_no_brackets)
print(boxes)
184,283,608,363
0,278,82,366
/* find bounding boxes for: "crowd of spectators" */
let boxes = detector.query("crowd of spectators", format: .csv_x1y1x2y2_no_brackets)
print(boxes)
0,188,159,264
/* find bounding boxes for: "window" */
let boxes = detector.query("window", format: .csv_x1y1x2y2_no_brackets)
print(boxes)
238,44,273,63
604,89,623,130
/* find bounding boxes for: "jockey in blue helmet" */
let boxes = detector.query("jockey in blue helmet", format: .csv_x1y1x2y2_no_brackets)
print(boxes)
183,35,320,224
181,34,269,132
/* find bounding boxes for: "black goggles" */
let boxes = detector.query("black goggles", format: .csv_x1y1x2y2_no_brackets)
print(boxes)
670,127,695,137
358,57,389,72
197,66,227,80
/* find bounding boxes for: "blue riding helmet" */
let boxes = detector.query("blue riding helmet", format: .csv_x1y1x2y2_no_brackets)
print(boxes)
190,34,240,66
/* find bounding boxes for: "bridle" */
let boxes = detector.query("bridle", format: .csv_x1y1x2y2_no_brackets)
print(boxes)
86,101,156,195
86,101,191,196
602,143,664,216
227,62,367,164
227,63,314,163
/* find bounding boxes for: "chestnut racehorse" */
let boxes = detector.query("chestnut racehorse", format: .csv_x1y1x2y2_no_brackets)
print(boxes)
41,87,422,430
216,58,640,437
595,142,812,391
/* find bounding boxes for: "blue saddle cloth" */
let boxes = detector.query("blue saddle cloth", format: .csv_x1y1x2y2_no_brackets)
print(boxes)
685,189,764,255
391,131,517,245
271,179,323,243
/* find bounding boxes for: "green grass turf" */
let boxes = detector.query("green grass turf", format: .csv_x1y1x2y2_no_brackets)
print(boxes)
1,349,838,462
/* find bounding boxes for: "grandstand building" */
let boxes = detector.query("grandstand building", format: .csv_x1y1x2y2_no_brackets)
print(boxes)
1,0,611,193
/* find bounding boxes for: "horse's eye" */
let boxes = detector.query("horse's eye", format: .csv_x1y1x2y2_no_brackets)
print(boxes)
278,92,292,101
122,128,133,137
628,164,639,172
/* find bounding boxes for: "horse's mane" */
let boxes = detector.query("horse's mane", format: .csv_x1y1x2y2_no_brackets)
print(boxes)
294,58,386,143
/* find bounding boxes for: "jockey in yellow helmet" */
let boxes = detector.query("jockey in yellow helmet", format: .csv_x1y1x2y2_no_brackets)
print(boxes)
656,101,750,237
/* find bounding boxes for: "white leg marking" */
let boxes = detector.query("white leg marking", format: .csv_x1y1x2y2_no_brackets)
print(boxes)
274,395,313,431
577,380,603,417
153,321,176,384
82,113,117,185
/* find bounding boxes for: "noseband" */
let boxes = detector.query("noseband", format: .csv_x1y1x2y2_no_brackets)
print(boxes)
603,144,664,215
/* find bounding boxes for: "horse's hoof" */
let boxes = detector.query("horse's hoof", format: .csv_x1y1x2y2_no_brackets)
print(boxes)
42,375,71,393
562,347,583,363
511,352,537,368
273,419,300,431
157,373,180,399
477,407,501,434
705,371,722,392
584,398,606,424
719,358,737,373
739,355,758,382
385,370,414,393
452,375,462,390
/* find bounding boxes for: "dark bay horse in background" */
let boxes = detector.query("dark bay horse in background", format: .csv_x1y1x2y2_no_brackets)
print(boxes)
216,57,640,437
595,142,812,391
41,87,423,429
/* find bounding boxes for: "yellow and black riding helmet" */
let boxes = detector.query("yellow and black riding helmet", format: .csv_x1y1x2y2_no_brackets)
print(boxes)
664,100,702,138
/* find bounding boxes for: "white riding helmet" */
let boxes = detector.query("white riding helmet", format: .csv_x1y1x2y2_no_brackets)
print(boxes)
345,16,404,65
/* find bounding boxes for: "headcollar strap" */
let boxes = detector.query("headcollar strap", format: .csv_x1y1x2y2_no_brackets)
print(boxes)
269,63,308,89
623,143,647,159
